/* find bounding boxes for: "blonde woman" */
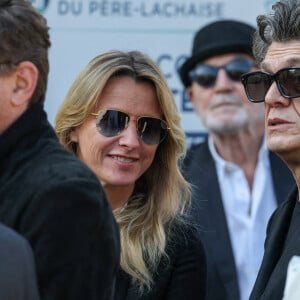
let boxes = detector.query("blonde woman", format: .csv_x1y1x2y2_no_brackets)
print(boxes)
55,50,206,299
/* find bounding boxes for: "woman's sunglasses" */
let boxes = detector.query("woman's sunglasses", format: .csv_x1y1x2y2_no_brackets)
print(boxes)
241,67,300,103
91,109,169,145
188,58,254,88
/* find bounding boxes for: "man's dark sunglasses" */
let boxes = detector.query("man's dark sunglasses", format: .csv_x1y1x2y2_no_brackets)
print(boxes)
241,67,300,103
188,58,254,88
91,109,169,145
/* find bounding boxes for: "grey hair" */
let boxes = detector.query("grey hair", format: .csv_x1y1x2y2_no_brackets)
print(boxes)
253,0,300,64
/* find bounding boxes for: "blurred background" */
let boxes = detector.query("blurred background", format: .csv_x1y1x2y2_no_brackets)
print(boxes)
32,0,276,146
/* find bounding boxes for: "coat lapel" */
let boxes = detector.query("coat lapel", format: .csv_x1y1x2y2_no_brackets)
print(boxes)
187,141,240,299
269,151,295,205
250,187,297,299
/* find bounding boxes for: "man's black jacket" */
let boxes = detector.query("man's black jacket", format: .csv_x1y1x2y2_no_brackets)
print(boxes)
0,103,120,300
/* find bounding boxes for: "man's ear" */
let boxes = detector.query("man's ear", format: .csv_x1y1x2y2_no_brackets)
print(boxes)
11,61,38,107
186,86,194,103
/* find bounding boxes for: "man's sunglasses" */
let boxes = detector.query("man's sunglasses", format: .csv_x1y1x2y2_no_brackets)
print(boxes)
91,109,169,145
241,67,300,103
188,58,254,88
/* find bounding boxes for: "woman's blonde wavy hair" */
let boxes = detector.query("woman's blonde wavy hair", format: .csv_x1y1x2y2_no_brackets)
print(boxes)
55,50,190,293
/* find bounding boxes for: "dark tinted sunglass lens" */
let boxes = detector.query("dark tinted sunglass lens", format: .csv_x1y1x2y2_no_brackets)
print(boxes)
137,117,167,145
96,110,128,137
191,65,218,87
278,68,300,98
226,59,253,81
243,72,271,102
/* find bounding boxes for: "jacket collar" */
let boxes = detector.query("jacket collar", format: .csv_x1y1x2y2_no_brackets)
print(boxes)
0,102,50,161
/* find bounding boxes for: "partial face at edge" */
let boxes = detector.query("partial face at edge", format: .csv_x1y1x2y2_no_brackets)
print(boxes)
262,40,300,161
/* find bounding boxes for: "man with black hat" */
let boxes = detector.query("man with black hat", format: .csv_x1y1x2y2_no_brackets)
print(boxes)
178,20,294,300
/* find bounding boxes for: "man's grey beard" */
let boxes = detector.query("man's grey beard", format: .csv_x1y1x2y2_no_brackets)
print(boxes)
202,94,250,135
205,111,248,135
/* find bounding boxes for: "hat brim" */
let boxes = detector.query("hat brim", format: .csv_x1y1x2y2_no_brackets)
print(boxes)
178,43,253,88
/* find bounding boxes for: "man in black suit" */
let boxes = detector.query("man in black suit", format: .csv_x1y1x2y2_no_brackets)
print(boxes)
178,20,295,300
0,223,40,300
241,0,300,299
0,1,119,300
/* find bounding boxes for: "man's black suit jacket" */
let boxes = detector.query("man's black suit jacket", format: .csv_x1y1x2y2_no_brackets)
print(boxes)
249,186,298,300
182,140,295,300
0,223,40,300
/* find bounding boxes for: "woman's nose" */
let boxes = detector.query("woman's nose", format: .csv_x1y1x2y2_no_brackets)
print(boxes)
118,120,140,148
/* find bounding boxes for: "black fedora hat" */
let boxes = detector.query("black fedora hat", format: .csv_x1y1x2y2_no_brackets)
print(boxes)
178,20,255,87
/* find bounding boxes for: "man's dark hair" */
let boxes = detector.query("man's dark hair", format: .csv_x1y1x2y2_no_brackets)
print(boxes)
254,0,300,64
0,0,51,103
